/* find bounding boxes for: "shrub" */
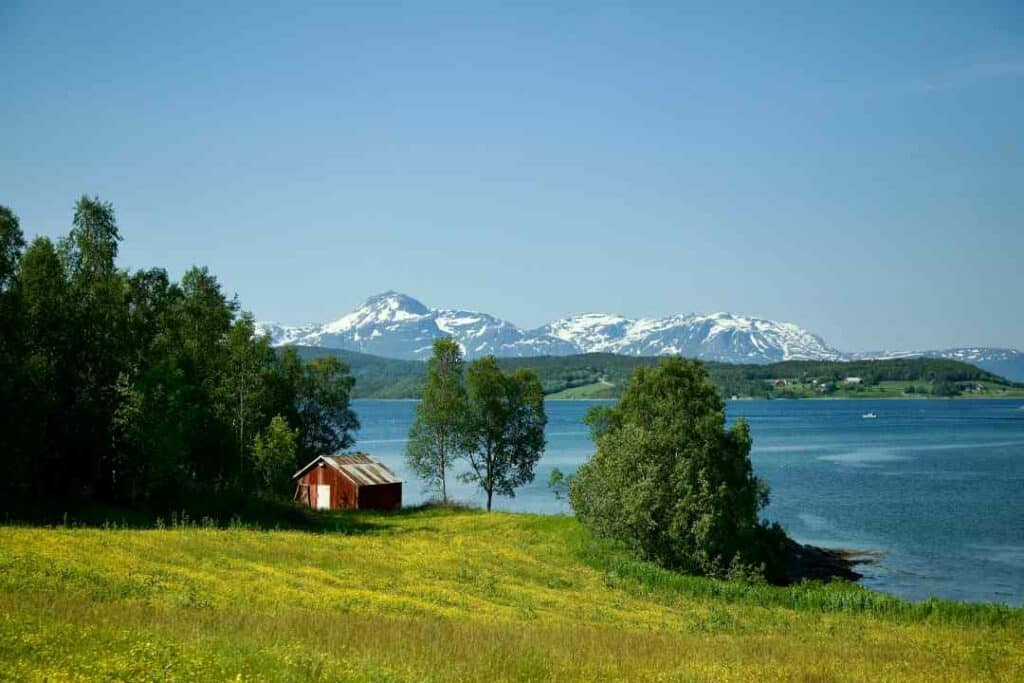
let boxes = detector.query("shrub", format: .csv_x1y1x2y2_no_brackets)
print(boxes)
569,358,785,581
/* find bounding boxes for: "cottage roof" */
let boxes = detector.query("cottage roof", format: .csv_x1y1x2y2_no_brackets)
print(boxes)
292,453,402,486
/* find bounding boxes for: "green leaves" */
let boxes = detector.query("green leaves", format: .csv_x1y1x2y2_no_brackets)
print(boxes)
252,415,299,494
570,357,782,582
294,355,360,458
461,358,547,510
405,338,469,503
0,198,360,513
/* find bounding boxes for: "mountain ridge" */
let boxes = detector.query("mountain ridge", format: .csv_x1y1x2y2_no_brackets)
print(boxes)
256,292,1024,381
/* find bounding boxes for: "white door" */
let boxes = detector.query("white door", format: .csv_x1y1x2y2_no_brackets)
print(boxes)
316,485,331,510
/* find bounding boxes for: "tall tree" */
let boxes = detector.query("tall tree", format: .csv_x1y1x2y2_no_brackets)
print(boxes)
570,358,784,581
0,197,364,515
224,313,277,481
0,206,24,292
405,338,468,504
0,207,28,504
252,415,299,495
60,197,129,498
294,355,359,459
460,358,546,511
114,267,187,504
177,266,237,489
18,237,74,499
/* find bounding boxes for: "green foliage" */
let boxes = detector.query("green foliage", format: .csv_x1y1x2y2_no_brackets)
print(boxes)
570,358,784,582
568,523,1021,628
296,355,360,456
460,357,547,510
0,208,28,503
0,199,359,515
294,348,1020,399
405,338,468,503
548,468,571,502
0,206,24,291
252,416,299,494
930,379,961,397
291,346,426,398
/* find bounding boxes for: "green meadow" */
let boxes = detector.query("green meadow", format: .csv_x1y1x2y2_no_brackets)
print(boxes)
2,508,1021,682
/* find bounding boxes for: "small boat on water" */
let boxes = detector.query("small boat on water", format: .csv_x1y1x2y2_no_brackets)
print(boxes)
862,412,878,419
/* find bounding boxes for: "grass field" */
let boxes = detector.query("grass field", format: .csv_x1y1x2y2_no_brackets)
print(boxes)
545,381,619,399
525,378,1024,400
2,508,1022,681
766,379,1024,400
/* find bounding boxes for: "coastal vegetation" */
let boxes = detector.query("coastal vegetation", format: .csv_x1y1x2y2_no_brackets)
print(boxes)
2,509,1022,681
3,198,1022,681
404,339,469,504
571,358,787,582
295,346,1024,400
406,340,547,510
460,357,547,511
0,199,358,517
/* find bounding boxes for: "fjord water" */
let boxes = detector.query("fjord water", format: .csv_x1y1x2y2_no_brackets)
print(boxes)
353,398,1024,605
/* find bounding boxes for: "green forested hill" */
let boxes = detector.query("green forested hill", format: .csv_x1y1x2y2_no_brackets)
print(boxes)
290,347,1022,399
293,346,426,398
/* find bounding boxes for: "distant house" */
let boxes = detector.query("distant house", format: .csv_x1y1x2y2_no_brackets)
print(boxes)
843,377,863,385
293,453,402,511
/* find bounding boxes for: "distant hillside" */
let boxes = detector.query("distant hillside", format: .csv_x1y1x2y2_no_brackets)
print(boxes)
290,347,1022,400
293,346,425,398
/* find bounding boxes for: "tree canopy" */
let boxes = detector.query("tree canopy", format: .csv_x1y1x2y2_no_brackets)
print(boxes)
0,199,359,516
570,358,787,582
405,338,468,503
460,357,546,511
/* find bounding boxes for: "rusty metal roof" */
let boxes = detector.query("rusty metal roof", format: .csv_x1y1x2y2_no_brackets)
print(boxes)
327,454,402,486
292,452,401,486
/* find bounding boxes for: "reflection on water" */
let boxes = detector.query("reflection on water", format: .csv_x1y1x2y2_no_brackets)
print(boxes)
353,398,1024,605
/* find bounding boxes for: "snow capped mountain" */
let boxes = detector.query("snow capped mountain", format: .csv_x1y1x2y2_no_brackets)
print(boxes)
257,292,442,359
255,292,576,360
542,314,633,352
255,292,1024,380
537,312,840,362
434,309,577,357
255,292,841,363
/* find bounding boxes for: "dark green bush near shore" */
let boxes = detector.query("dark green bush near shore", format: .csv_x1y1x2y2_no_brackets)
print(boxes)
570,358,789,583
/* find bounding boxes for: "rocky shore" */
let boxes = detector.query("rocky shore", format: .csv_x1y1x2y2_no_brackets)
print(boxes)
786,539,884,583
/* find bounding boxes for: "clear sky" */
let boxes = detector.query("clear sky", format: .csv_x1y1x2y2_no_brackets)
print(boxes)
2,1,1022,351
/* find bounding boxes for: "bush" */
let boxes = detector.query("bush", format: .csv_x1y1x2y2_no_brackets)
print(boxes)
569,358,785,582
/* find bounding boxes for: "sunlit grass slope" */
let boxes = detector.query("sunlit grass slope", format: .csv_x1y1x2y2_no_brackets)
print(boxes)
2,508,1022,681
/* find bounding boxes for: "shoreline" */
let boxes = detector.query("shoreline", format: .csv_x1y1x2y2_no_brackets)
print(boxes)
353,395,1024,402
787,540,884,584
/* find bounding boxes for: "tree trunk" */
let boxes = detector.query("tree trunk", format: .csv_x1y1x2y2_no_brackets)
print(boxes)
440,436,447,504
441,465,447,504
486,488,493,512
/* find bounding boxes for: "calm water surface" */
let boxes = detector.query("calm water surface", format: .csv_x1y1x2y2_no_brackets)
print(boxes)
353,398,1024,605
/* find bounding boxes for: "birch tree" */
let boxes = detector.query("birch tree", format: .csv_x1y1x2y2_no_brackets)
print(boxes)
405,338,468,504
460,358,546,511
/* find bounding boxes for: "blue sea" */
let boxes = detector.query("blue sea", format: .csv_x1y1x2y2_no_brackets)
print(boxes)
353,398,1024,605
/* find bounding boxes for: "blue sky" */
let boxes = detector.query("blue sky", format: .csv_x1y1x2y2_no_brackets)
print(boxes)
2,1,1022,351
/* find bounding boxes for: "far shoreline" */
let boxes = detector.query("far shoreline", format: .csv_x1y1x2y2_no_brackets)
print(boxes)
353,395,1024,402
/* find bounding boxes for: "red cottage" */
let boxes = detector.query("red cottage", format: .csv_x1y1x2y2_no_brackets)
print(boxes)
292,453,402,511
